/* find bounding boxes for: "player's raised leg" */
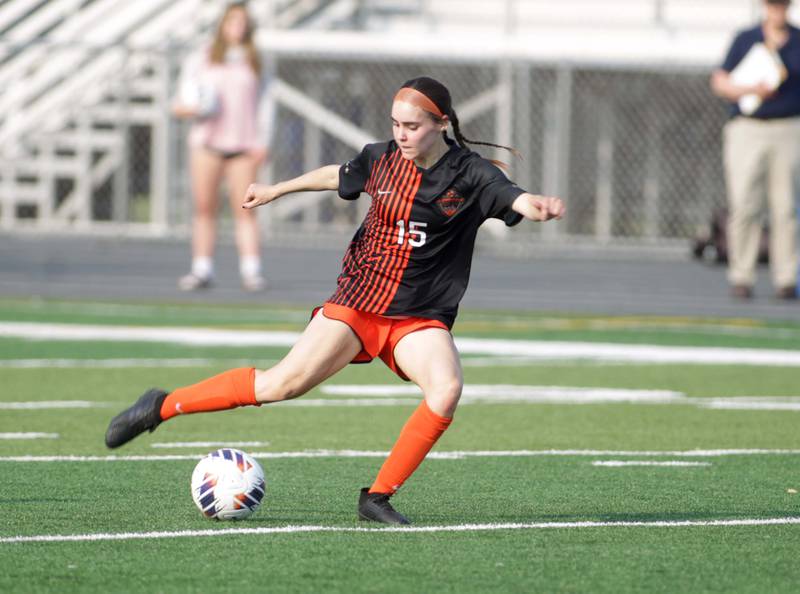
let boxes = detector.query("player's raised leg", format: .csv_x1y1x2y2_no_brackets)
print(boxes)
358,328,462,525
104,313,362,448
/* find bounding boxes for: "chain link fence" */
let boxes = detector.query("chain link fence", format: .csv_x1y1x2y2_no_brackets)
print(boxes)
263,52,729,246
1,39,732,249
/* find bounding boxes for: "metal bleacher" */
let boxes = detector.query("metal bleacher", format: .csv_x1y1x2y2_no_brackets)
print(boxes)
0,0,339,232
0,0,215,231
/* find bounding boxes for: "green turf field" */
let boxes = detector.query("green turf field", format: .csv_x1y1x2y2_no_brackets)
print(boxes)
1,299,799,593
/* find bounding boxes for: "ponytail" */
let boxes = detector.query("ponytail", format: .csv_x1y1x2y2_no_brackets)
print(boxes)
447,108,521,169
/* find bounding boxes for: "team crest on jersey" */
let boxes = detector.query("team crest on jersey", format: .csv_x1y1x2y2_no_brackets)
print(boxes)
437,188,464,217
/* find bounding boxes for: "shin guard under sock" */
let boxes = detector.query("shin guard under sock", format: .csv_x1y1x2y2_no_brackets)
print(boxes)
369,400,452,495
160,367,258,421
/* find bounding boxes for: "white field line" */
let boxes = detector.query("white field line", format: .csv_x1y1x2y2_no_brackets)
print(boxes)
16,302,309,323
3,517,800,544
0,385,693,411
150,441,269,449
3,391,799,410
0,357,645,369
454,337,800,367
0,359,249,369
2,322,800,366
0,358,491,370
322,385,686,404
0,358,525,369
0,433,58,440
461,356,578,367
699,397,800,411
0,322,300,347
323,386,800,410
282,398,421,407
0,401,111,410
468,315,800,339
592,461,712,467
2,449,800,463
705,403,800,411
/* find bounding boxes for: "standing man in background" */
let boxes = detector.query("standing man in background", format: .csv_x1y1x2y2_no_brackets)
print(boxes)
711,0,800,300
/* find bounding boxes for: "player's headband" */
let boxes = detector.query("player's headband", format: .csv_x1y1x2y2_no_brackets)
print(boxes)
393,87,446,119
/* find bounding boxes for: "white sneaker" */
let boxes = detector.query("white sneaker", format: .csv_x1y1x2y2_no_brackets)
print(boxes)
178,273,213,291
241,274,267,292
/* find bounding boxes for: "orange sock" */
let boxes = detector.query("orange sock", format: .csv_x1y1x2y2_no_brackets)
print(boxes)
369,400,452,495
159,367,259,421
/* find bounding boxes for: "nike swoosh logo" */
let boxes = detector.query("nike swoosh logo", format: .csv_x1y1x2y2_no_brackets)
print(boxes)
377,190,392,196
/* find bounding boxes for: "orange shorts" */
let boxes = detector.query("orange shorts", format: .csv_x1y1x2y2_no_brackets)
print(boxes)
314,302,449,380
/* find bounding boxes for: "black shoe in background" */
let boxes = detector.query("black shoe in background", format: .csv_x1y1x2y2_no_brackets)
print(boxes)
105,388,168,449
358,487,411,525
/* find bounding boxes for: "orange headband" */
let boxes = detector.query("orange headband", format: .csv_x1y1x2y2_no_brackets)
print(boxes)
393,87,445,119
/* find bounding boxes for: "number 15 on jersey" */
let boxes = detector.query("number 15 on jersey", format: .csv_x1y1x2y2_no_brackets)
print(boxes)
396,220,427,247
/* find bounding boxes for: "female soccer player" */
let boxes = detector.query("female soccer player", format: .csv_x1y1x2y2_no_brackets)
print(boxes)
172,2,273,292
106,76,564,525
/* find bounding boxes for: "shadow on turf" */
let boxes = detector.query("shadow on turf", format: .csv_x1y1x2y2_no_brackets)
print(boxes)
240,509,356,524
190,503,800,526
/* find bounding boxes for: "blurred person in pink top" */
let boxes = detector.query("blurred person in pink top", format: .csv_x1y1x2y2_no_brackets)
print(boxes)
173,2,274,291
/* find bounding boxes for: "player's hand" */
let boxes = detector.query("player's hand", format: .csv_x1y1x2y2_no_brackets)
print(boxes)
531,195,565,221
242,184,278,209
750,82,776,100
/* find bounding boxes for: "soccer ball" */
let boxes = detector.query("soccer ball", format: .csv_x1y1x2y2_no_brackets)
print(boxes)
190,448,266,520
179,78,220,120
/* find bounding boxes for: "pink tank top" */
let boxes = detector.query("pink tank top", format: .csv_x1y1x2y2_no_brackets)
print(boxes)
178,47,273,152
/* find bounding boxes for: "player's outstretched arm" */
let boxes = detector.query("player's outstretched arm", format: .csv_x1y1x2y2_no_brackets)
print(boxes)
511,193,565,222
242,164,340,209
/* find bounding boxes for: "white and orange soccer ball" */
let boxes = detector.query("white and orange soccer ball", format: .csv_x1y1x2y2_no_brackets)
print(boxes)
190,448,266,520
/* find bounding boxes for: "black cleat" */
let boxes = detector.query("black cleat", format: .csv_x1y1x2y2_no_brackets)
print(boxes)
358,487,411,525
105,388,168,449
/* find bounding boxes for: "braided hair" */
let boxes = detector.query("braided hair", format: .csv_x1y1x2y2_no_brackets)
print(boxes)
399,76,520,164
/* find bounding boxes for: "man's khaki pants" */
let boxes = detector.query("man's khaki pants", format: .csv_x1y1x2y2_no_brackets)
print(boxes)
723,116,800,289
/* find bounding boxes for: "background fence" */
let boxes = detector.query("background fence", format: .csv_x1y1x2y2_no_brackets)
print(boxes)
1,0,783,248
265,53,728,247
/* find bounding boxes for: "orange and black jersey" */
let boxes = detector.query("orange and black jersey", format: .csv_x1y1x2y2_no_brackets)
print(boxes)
330,138,526,328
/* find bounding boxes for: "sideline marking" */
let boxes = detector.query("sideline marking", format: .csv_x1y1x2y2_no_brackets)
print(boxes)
3,392,800,410
3,517,799,544
0,322,299,347
0,359,240,369
0,433,58,440
592,460,711,467
320,387,800,410
0,401,106,410
282,398,420,407
2,322,800,366
2,449,799,463
322,385,686,404
700,397,800,411
0,359,278,369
